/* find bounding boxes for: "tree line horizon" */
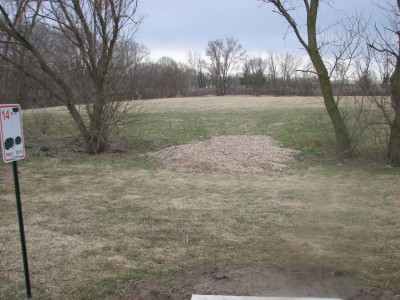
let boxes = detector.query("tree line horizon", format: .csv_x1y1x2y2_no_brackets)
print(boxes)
0,35,387,106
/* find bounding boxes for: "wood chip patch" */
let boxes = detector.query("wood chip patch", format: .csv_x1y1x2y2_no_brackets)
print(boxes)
147,135,299,173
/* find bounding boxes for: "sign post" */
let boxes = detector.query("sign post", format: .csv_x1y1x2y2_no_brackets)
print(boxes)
0,104,31,299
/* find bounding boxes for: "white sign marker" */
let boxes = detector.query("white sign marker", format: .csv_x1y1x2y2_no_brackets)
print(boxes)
0,104,25,163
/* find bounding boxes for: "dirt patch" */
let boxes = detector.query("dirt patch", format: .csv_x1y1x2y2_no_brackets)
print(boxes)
112,266,399,300
147,135,298,173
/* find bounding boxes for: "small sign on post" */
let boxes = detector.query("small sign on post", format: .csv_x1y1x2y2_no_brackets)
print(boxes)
0,104,31,299
0,104,25,163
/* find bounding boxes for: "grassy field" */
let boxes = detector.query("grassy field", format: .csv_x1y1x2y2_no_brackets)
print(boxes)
0,96,399,298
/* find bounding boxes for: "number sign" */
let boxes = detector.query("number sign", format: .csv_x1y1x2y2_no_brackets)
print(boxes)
0,104,25,163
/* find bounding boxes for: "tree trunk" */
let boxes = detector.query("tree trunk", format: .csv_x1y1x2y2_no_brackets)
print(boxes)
216,80,225,96
311,53,352,155
387,119,400,166
387,59,400,166
89,85,107,154
305,1,352,155
65,103,94,154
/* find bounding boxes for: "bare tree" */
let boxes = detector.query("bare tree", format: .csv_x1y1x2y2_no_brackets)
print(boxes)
157,56,187,98
0,0,142,154
187,50,207,90
259,0,352,155
241,56,267,96
368,0,400,166
137,57,190,99
295,60,317,96
205,37,246,96
0,0,40,107
278,52,302,95
266,51,279,94
112,40,150,100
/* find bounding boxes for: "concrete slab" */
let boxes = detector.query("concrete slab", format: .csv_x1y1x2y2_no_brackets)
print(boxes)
192,296,341,300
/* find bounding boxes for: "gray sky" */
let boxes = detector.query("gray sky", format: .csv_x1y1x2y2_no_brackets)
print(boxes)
135,0,381,63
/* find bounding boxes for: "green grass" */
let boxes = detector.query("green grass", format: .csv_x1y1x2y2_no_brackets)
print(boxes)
1,97,399,299
123,108,335,157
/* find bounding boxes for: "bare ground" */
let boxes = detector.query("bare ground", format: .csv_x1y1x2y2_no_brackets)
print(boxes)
113,266,399,300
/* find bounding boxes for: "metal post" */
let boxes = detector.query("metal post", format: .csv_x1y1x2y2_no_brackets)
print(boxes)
12,161,32,299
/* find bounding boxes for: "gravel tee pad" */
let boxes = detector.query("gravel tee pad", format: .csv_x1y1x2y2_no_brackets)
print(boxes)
147,135,299,173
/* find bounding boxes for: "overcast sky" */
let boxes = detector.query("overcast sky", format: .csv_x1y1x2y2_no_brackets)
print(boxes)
135,0,382,63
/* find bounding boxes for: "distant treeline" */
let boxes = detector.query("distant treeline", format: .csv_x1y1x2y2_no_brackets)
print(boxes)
0,27,389,109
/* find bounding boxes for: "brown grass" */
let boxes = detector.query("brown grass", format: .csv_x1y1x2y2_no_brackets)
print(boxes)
26,96,325,114
138,95,325,112
1,96,399,299
1,160,399,298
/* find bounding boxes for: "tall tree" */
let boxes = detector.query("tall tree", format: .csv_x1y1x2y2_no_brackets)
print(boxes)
260,0,352,155
157,57,187,98
241,56,267,96
187,50,207,90
205,37,246,96
0,0,142,154
278,52,302,96
266,51,278,94
112,40,150,100
368,0,400,166
296,60,317,96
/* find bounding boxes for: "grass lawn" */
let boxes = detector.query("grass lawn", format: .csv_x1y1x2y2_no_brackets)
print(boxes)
0,96,399,299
